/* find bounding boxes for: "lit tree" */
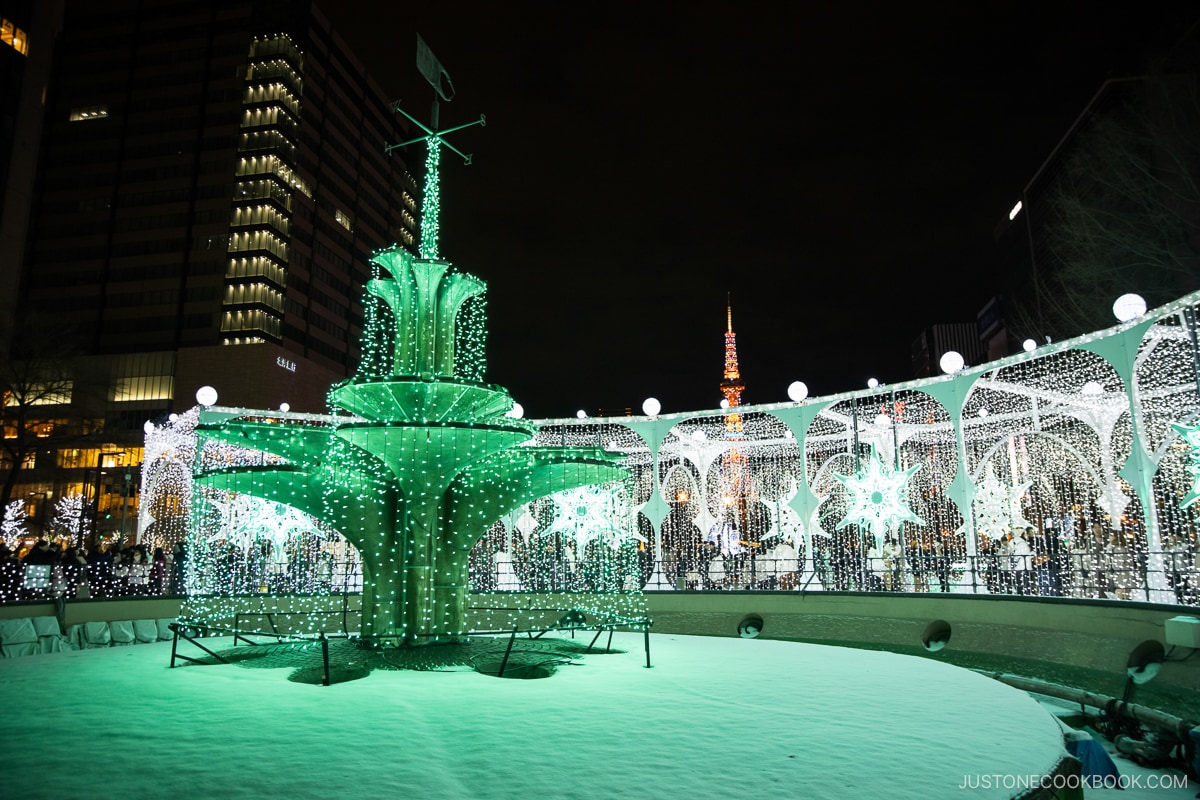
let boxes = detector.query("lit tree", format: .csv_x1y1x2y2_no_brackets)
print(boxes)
51,493,89,543
1,499,28,546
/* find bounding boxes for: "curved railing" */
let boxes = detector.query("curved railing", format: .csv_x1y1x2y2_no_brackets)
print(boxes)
510,290,1200,608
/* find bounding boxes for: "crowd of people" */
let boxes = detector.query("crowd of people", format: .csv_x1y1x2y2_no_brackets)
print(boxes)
0,538,186,602
3,520,1197,606
643,517,1200,603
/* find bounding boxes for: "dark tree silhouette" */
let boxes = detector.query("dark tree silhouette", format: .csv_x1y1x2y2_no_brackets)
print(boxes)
1020,76,1200,338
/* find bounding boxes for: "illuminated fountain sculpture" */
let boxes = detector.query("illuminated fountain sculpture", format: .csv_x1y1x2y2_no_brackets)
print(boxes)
187,38,625,645
192,249,626,644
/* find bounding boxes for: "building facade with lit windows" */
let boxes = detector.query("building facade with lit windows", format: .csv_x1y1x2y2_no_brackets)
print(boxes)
2,0,421,542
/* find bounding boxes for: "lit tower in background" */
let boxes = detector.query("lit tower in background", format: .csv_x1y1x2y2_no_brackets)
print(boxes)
718,296,753,541
720,295,745,435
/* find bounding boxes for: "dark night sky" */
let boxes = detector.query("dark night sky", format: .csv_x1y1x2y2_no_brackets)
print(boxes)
327,1,1198,420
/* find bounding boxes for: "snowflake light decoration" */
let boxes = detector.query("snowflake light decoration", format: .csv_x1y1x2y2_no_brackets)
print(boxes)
1172,420,1200,509
833,449,924,541
970,464,1033,537
547,483,642,551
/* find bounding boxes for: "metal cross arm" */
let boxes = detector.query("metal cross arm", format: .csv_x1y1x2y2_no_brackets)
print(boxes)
385,102,486,165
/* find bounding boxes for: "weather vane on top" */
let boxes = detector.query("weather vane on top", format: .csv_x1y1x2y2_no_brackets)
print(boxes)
386,34,485,261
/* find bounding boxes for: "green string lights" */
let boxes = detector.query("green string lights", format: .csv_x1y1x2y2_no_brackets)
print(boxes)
419,139,441,260
181,250,628,646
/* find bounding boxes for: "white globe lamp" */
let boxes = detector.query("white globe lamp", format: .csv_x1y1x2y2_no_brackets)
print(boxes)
195,385,218,407
576,409,587,419
787,381,809,403
867,378,879,389
1113,293,1146,322
506,402,524,419
642,397,661,417
939,351,965,374
1022,339,1037,352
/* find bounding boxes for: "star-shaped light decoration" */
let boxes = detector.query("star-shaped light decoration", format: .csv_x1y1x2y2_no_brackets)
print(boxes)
971,464,1033,537
833,448,924,542
1171,421,1200,509
547,483,644,551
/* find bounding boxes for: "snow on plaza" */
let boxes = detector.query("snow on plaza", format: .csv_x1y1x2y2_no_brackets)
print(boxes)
6,193,1200,799
0,634,1073,800
5,31,1200,800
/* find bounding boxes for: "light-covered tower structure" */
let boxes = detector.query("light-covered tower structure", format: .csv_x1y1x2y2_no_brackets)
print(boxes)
720,296,745,435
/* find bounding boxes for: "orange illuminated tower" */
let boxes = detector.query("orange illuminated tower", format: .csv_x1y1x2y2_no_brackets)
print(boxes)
720,295,745,435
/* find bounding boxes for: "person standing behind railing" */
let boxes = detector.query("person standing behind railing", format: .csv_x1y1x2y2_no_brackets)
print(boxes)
864,538,884,591
1082,523,1109,599
1029,526,1053,596
1009,530,1034,595
168,542,187,595
149,547,167,594
881,536,903,591
906,531,930,593
933,534,953,593
1163,531,1196,605
127,548,150,595
1104,530,1136,601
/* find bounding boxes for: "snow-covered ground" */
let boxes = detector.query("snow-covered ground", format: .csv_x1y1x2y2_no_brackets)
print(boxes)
0,633,1191,799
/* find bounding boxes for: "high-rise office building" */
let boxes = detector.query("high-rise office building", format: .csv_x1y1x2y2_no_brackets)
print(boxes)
3,0,423,537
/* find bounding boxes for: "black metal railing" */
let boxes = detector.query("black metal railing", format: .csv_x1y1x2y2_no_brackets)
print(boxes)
4,550,1197,606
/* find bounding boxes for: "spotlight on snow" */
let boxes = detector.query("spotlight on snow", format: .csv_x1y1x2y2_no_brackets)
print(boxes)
195,385,218,407
1081,381,1104,396
737,614,763,639
1126,641,1165,685
939,351,965,374
642,397,661,417
922,620,952,652
1113,293,1147,322
691,429,706,441
787,381,809,403
978,408,990,418
867,378,879,389
576,409,587,419
1022,339,1037,352
506,402,524,419
874,413,890,427
279,402,290,413
143,420,155,435
168,413,178,422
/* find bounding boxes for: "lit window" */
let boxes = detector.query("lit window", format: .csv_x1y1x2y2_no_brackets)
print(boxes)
335,209,352,231
1,18,28,56
69,105,109,122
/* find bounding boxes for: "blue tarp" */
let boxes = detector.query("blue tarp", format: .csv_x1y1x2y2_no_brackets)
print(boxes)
1067,737,1122,781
